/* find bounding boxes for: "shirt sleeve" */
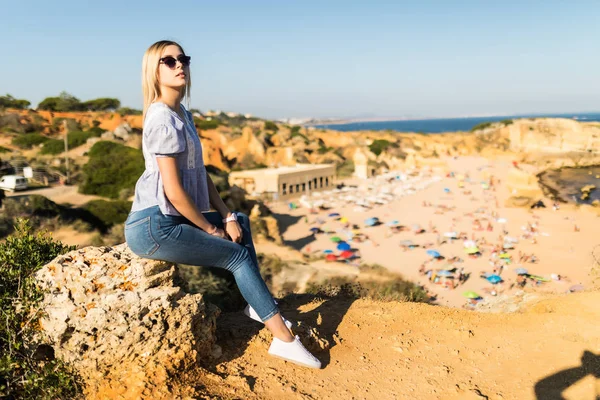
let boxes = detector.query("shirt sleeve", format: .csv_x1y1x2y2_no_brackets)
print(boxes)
145,123,186,157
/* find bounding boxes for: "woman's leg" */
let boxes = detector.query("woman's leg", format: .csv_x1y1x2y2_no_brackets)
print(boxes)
126,208,293,341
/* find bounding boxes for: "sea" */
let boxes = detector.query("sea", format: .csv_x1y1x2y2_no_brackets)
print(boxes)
314,112,600,134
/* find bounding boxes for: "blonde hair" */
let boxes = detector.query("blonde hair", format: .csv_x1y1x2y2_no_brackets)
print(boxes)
141,40,191,122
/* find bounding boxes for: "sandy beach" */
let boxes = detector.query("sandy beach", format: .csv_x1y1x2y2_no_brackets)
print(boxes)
267,155,597,308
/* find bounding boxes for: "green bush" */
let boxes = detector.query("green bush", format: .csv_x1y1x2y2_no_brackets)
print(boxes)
336,159,355,177
0,94,30,110
470,122,493,132
38,139,64,155
40,129,103,155
0,219,82,399
81,98,120,111
80,141,144,199
82,200,132,231
0,146,10,153
369,139,393,156
193,118,220,130
264,121,279,131
116,107,142,116
12,133,49,149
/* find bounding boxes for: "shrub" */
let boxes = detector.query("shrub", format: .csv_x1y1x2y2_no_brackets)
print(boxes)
116,107,142,116
0,94,30,110
0,219,82,399
336,159,355,177
12,133,49,149
38,139,64,155
369,139,393,156
470,122,493,132
193,118,220,130
0,146,10,153
81,98,120,111
80,141,144,199
50,118,80,133
264,121,279,131
81,200,132,231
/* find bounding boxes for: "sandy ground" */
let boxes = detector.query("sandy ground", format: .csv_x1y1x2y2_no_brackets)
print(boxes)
194,291,600,400
266,156,598,309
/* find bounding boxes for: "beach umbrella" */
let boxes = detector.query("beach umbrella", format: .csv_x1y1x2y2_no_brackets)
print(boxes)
340,216,349,223
386,220,400,227
340,250,354,259
514,268,528,275
330,236,342,242
323,249,334,254
443,187,451,193
529,274,550,282
504,236,519,244
436,270,454,277
486,274,503,284
325,254,338,262
337,242,351,251
444,231,458,238
496,218,507,224
411,223,422,231
569,284,584,293
463,291,481,299
426,249,441,258
364,217,379,226
499,253,511,259
309,227,320,233
399,239,414,247
328,212,340,218
502,243,514,249
465,247,480,254
463,240,476,248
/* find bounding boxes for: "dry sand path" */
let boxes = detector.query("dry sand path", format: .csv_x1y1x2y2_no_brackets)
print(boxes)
195,291,600,399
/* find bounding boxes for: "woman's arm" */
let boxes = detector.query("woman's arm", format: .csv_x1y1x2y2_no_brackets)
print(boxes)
206,173,231,218
157,157,222,235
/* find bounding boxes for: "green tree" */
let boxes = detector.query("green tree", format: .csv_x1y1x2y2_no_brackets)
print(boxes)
38,92,83,112
264,121,279,131
369,139,393,156
82,98,121,111
0,94,31,109
80,141,144,199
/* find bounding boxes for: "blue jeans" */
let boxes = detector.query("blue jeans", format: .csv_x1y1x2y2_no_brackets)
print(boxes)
124,205,279,321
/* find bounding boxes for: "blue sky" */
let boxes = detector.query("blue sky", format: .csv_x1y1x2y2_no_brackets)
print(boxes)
1,0,599,119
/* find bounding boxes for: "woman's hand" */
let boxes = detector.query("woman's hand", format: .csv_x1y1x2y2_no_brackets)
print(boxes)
207,226,227,239
225,221,243,244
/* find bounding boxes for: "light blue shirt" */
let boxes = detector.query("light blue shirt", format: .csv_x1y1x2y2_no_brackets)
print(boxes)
131,102,210,215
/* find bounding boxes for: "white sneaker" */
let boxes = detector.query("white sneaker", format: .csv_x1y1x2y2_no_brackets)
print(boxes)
244,304,293,329
268,335,322,369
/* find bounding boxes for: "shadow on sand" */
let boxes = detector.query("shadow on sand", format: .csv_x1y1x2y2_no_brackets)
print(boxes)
534,350,600,400
203,291,356,372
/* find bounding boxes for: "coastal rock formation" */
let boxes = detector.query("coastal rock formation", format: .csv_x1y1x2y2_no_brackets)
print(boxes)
34,244,220,399
508,118,600,154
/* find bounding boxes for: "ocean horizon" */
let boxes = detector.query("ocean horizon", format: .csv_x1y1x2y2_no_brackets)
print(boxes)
313,112,600,134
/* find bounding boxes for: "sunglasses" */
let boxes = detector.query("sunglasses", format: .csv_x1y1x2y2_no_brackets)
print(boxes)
159,55,191,69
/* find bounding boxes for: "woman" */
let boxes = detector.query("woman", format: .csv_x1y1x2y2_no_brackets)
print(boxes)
124,40,321,369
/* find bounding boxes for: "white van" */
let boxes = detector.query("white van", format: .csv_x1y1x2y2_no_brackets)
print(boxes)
0,175,28,191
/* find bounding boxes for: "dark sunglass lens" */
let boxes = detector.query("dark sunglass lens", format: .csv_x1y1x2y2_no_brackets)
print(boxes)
162,56,177,68
178,55,191,66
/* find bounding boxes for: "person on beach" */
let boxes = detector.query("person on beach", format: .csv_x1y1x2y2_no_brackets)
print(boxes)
124,40,321,369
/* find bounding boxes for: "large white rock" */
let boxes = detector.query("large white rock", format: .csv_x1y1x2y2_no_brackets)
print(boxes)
35,243,220,399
